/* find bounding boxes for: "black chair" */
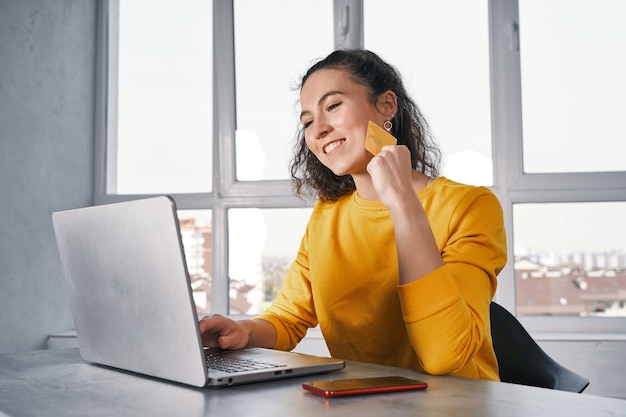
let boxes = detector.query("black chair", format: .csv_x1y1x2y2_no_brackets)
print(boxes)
490,302,590,393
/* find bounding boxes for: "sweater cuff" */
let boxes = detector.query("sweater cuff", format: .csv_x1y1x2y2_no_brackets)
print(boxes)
397,265,462,322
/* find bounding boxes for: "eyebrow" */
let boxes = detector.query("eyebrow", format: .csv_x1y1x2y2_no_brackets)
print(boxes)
299,90,344,121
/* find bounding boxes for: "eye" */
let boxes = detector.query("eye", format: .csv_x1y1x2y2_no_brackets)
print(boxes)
326,102,341,112
302,119,313,129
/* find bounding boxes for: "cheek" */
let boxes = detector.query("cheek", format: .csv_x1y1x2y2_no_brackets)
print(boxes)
304,133,316,152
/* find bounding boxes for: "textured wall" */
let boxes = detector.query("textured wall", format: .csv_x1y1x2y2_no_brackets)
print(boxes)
0,0,96,352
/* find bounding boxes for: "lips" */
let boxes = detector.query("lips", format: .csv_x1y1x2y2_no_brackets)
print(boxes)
323,139,345,154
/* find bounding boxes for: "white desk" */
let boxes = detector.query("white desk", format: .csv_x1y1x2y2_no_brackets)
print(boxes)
0,348,624,417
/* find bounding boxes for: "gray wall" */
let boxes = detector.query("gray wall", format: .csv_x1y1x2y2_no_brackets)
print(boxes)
0,0,95,353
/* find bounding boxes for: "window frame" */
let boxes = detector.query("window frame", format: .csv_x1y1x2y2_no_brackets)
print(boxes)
95,0,626,334
490,0,626,333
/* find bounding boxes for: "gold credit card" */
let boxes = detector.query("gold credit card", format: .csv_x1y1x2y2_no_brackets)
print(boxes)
365,120,397,155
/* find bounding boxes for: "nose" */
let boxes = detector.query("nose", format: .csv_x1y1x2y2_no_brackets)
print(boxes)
312,114,331,140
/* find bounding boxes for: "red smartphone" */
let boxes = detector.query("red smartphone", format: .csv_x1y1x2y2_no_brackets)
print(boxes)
302,376,428,398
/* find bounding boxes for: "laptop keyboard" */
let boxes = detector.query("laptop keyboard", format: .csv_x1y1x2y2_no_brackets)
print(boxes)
205,350,287,374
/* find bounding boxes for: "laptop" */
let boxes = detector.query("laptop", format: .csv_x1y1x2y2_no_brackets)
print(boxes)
52,196,344,388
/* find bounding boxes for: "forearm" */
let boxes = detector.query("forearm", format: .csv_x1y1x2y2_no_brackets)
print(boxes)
388,194,443,285
240,318,277,349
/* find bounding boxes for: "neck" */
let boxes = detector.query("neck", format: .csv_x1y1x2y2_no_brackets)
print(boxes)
352,173,378,200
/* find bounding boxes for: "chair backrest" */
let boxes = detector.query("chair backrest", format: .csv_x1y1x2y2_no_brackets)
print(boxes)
490,302,589,393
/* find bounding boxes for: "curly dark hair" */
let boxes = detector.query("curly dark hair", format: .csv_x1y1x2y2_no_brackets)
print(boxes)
289,49,442,202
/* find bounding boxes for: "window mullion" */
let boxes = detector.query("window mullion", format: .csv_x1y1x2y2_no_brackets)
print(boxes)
95,0,116,203
333,0,363,49
489,0,521,313
212,0,236,314
489,0,523,194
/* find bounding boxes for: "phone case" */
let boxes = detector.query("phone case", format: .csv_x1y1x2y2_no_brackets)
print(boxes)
302,376,428,398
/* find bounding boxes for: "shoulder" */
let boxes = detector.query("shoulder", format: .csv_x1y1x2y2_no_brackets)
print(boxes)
432,176,494,196
429,176,497,200
425,177,503,219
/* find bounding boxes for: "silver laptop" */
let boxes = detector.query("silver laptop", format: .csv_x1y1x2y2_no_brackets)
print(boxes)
52,196,344,388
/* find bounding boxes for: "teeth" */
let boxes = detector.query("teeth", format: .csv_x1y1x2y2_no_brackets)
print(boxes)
324,140,344,154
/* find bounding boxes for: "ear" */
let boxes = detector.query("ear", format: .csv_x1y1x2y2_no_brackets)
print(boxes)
376,90,398,116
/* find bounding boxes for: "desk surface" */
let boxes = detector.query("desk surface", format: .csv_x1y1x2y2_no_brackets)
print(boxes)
0,349,624,417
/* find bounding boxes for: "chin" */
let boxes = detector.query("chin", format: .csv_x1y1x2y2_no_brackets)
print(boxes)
329,166,350,177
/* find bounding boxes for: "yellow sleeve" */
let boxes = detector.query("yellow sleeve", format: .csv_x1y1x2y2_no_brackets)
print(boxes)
399,187,506,377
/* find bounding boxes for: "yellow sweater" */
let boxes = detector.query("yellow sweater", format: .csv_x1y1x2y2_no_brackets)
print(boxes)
257,177,507,380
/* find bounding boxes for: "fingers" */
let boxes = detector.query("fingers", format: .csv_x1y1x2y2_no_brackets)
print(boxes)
198,315,220,349
198,314,247,350
368,145,408,183
199,314,227,348
367,145,416,209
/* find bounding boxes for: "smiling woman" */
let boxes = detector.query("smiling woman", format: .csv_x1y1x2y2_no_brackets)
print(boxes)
198,49,508,382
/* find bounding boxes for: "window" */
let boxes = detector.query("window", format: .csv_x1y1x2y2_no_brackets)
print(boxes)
109,0,213,194
97,0,626,333
513,202,626,316
233,0,333,181
99,0,330,314
178,210,213,313
518,0,626,174
491,0,626,327
228,208,312,314
364,0,493,186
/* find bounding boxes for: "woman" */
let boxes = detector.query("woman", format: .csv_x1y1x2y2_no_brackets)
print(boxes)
200,49,507,381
